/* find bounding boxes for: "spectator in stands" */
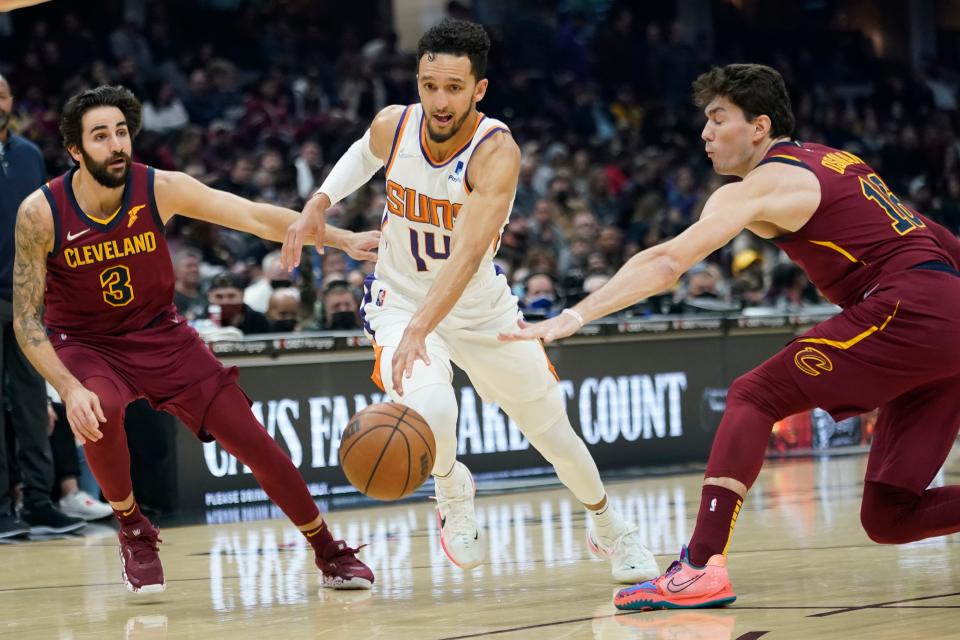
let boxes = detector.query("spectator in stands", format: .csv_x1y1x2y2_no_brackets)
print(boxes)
521,272,561,320
205,272,272,335
266,288,301,332
142,80,189,134
3,0,959,332
319,280,360,330
173,247,206,321
244,250,290,313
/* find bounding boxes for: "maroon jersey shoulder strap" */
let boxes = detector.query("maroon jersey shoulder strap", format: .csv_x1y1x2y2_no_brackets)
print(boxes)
756,140,815,173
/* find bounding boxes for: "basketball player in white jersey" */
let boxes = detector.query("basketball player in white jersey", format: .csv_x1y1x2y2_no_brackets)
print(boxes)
281,18,657,583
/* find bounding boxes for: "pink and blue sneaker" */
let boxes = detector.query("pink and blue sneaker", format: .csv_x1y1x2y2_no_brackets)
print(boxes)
614,546,736,611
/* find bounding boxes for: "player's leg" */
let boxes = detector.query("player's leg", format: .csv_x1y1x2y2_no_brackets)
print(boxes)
860,372,960,544
197,382,372,588
617,287,960,610
72,370,165,594
615,347,812,610
134,321,373,589
362,287,485,568
446,326,658,582
375,336,486,569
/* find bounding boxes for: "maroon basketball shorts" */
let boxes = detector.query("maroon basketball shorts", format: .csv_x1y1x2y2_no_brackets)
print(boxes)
51,315,240,441
769,266,960,494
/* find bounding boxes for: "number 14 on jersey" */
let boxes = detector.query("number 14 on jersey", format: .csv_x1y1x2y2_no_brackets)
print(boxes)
409,229,451,272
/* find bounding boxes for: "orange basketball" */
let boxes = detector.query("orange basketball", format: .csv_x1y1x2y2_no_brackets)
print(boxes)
339,403,436,500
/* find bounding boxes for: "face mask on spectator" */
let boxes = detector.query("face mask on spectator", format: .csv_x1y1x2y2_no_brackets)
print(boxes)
526,295,555,311
329,311,359,330
220,303,244,324
271,318,297,332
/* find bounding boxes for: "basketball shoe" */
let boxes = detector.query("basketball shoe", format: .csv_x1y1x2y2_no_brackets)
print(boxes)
316,539,375,589
613,546,736,610
587,522,660,583
118,521,165,593
433,461,485,569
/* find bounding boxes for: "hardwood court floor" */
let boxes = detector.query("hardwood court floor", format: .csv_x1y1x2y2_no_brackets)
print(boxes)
3,451,960,640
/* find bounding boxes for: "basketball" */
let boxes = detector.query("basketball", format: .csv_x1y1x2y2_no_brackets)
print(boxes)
339,403,436,500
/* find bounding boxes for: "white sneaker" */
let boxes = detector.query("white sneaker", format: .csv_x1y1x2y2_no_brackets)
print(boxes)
587,524,660,583
433,463,485,569
60,490,113,521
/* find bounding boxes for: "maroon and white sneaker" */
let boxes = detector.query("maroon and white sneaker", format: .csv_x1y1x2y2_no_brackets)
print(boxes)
118,521,165,594
316,539,374,590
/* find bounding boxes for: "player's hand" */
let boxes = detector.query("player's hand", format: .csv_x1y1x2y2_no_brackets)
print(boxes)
342,230,381,262
391,326,431,397
282,194,328,272
497,311,581,344
63,384,106,444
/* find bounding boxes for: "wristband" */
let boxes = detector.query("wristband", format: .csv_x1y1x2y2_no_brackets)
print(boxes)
561,308,584,327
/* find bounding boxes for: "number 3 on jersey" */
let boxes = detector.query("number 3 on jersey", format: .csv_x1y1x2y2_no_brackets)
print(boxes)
860,173,925,236
100,265,134,306
409,228,451,272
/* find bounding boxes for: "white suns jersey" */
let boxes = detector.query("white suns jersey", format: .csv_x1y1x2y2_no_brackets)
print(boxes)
375,103,514,305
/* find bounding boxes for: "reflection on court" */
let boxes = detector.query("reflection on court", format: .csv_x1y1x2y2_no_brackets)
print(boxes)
2,452,960,639
206,487,690,609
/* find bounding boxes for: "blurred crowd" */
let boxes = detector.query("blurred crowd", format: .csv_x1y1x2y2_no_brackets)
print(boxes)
4,0,960,333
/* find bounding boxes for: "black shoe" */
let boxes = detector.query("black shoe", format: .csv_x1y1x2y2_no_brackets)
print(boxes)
22,504,86,535
0,512,30,540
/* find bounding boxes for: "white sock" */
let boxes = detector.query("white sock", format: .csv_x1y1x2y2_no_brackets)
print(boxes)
434,460,470,496
589,500,627,541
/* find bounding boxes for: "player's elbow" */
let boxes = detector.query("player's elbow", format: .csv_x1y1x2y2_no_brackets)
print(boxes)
652,253,682,289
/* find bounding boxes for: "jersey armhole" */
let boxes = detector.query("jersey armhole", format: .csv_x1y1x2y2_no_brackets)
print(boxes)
40,184,62,257
463,126,511,194
146,167,165,230
384,105,413,180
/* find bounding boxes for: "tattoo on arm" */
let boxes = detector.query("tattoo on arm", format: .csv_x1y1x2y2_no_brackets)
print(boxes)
13,198,51,350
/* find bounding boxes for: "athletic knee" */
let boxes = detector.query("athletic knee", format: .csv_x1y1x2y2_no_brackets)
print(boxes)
860,481,917,544
527,417,587,464
82,376,125,425
727,362,806,421
502,385,567,438
726,371,774,413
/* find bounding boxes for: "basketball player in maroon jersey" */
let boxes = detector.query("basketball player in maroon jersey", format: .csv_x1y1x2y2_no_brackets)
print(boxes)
12,86,379,593
501,64,960,609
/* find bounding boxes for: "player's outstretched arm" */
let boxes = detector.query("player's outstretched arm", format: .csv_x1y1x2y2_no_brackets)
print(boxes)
154,171,379,262
281,104,405,271
391,131,520,395
499,164,819,343
12,192,106,443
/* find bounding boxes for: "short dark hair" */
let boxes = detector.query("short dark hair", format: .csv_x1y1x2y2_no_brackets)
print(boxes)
60,85,143,152
692,64,795,139
417,18,490,80
208,272,245,292
322,279,354,298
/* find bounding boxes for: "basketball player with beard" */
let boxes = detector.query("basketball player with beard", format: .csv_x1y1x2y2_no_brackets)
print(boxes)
13,85,380,593
281,19,658,583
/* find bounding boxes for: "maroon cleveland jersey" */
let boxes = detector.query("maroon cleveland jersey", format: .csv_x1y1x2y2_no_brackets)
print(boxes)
761,141,957,307
41,162,176,337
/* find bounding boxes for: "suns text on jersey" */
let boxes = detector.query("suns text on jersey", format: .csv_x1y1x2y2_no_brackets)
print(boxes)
63,231,158,268
386,179,462,231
